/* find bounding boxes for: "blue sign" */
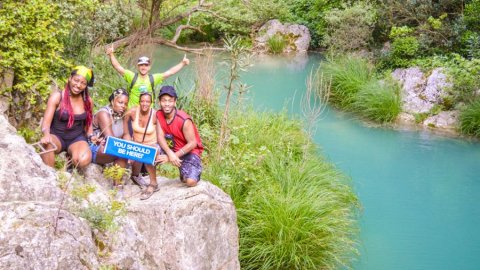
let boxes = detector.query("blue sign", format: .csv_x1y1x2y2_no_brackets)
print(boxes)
104,137,158,165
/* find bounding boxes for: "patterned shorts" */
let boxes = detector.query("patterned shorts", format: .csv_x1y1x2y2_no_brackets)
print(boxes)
179,153,202,182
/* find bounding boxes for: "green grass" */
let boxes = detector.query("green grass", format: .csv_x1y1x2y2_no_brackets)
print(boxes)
267,34,287,54
459,100,480,137
321,56,373,109
203,109,360,269
353,79,402,123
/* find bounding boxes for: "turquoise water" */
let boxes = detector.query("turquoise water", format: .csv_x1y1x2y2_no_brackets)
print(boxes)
152,47,480,269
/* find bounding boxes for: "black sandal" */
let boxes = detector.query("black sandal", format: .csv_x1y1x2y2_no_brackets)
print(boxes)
140,184,159,200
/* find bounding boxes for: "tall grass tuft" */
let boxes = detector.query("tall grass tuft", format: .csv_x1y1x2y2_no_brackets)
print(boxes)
459,100,480,137
267,34,287,54
321,56,373,109
353,79,402,123
203,109,360,269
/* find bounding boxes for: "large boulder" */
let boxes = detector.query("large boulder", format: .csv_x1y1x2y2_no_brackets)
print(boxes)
391,67,452,114
255,19,311,53
0,113,240,270
0,114,100,269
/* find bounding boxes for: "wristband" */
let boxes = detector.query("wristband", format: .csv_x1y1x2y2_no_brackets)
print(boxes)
180,149,186,155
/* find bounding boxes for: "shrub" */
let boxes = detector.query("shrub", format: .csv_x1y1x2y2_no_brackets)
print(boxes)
321,56,373,109
353,79,401,123
459,100,480,137
413,54,480,104
323,2,377,53
267,34,287,54
0,0,70,127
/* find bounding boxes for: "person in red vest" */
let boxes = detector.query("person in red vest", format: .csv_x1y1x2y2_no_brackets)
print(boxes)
155,85,204,187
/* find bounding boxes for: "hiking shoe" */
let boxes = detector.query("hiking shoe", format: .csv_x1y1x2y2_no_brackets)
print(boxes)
140,184,159,200
131,175,148,189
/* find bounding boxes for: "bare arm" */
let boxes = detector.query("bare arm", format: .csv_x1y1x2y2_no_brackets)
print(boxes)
106,46,126,76
161,54,190,79
40,91,61,144
96,111,114,138
122,108,134,141
178,120,197,157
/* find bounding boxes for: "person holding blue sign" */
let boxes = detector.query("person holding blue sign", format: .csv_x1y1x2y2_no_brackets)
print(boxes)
105,45,189,109
90,88,129,168
123,91,160,199
155,86,204,188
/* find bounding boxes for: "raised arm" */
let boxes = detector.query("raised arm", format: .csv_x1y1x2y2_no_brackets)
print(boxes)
105,46,126,76
40,91,61,144
161,54,190,79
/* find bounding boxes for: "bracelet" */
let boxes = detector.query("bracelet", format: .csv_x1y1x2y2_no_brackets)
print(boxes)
180,149,185,155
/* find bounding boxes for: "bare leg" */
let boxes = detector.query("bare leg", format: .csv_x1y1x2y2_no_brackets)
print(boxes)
68,141,92,168
40,134,62,168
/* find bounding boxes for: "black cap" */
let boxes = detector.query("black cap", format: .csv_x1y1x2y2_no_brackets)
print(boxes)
159,85,177,99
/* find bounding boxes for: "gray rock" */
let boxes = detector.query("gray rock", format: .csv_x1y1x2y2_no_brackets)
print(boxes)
391,67,452,114
0,114,100,269
423,111,459,130
255,19,311,53
1,114,240,270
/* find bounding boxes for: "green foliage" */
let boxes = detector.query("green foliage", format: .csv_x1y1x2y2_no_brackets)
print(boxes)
202,0,293,40
353,79,401,123
290,0,344,48
323,2,377,53
413,54,480,104
59,0,133,60
267,34,287,54
381,26,420,68
103,164,130,186
17,127,41,144
459,100,480,137
0,0,70,126
321,56,373,109
79,200,126,232
202,110,359,269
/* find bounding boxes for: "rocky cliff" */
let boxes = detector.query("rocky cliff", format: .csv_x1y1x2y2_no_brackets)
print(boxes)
0,113,239,270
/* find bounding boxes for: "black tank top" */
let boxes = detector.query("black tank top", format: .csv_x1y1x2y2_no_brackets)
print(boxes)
50,109,87,141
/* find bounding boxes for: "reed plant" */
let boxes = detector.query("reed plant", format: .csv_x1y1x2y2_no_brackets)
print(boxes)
321,56,373,109
353,79,401,123
267,34,287,54
459,100,480,137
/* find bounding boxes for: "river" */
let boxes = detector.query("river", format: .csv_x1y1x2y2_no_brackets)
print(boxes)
152,46,480,270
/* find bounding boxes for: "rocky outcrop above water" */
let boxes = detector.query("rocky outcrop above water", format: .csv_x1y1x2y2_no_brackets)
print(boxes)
254,19,311,53
0,113,240,269
391,67,459,134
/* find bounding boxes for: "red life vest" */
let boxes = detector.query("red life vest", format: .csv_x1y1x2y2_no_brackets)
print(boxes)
156,109,204,157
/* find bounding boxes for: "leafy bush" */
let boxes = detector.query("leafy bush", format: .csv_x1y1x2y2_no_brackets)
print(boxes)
382,26,420,68
0,0,70,127
267,34,287,54
459,100,480,137
413,54,480,104
321,56,373,109
59,0,133,60
289,0,344,48
353,79,401,123
323,2,377,53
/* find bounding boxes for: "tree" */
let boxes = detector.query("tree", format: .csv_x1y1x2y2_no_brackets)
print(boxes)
0,0,70,127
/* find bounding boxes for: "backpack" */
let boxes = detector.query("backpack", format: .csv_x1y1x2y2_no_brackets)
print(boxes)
129,73,156,101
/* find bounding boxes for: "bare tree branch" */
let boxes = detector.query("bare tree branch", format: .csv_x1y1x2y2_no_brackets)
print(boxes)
171,25,205,43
